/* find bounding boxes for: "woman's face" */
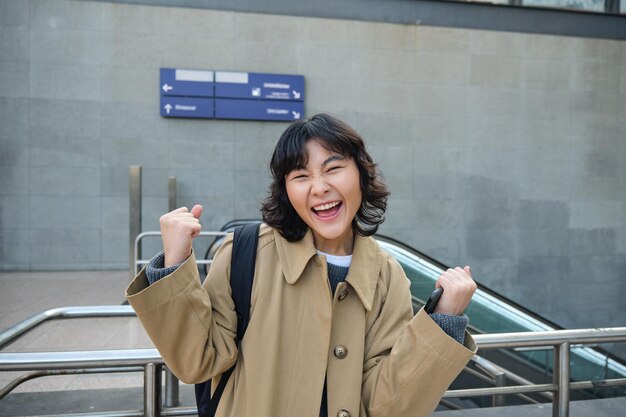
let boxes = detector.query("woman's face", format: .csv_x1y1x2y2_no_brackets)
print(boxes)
285,140,362,255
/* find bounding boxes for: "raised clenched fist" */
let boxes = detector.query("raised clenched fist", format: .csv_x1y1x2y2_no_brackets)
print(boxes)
159,204,203,267
434,266,477,316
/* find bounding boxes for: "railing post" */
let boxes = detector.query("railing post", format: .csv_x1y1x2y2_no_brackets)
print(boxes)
493,372,506,407
144,363,162,417
553,342,570,417
164,367,180,407
164,177,181,408
129,166,142,278
168,176,177,212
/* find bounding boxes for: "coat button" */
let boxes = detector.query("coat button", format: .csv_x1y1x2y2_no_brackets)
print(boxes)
337,410,351,417
334,345,348,359
338,288,349,301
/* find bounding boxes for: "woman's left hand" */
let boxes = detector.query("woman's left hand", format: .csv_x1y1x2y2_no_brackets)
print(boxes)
434,266,477,316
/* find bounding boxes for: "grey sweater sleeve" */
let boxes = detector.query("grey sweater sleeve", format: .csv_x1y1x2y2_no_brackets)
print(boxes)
144,251,182,285
430,313,469,345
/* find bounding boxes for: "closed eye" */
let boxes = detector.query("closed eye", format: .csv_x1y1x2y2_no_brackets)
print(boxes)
290,173,308,180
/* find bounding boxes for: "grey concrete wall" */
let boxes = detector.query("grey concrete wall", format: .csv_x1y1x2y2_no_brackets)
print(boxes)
1,1,625,334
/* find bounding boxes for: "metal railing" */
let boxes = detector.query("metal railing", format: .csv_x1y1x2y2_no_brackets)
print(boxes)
0,349,195,417
134,231,227,276
2,305,626,417
0,306,135,351
466,354,549,406
133,229,229,407
0,306,195,417
446,327,626,417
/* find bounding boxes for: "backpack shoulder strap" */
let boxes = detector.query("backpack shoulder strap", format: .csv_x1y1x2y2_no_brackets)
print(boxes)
230,222,260,343
204,222,260,417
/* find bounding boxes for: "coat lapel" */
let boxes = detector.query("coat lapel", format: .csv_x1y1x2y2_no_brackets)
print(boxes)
274,227,382,312
345,235,382,312
274,228,317,284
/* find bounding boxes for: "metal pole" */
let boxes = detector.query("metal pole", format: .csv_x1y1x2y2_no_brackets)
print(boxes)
164,176,180,407
493,373,506,407
165,367,180,407
553,342,570,417
559,342,570,417
168,177,177,212
144,363,162,417
553,345,561,417
129,166,142,278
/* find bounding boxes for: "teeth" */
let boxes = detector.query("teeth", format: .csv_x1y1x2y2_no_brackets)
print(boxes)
313,201,340,211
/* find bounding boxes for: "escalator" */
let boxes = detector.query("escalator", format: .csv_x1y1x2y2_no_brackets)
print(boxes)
205,220,626,411
378,234,626,409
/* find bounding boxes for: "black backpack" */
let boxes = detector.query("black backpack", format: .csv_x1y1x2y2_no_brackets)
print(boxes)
194,223,260,417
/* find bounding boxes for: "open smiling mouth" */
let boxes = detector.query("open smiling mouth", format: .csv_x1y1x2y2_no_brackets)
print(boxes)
311,201,343,219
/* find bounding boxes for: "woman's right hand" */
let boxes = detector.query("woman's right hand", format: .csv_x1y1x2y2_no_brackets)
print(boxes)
159,205,203,267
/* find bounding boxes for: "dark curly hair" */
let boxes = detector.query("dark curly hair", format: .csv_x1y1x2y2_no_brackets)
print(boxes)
261,113,389,242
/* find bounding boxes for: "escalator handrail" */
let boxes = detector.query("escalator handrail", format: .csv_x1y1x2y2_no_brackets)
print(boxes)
375,233,626,370
375,234,565,330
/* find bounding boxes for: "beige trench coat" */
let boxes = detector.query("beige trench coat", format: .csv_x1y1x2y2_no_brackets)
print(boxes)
126,224,476,417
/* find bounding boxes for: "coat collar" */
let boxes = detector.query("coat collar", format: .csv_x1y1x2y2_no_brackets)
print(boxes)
274,227,317,285
273,228,382,312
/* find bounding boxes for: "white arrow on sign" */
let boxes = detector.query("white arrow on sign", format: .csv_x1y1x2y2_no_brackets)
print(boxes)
292,90,301,99
164,103,172,114
162,84,173,93
292,111,300,119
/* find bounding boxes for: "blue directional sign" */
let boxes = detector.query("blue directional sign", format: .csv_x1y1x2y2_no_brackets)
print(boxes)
215,71,304,101
160,68,214,97
215,99,304,122
160,96,214,119
159,68,304,121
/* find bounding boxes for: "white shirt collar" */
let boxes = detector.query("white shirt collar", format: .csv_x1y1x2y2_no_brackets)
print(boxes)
316,250,352,268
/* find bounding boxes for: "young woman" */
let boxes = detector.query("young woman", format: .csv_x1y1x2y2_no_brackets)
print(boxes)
126,113,477,417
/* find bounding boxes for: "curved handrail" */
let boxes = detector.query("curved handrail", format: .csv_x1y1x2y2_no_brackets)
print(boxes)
0,349,162,371
0,305,135,350
375,234,564,331
0,367,143,399
475,327,626,349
